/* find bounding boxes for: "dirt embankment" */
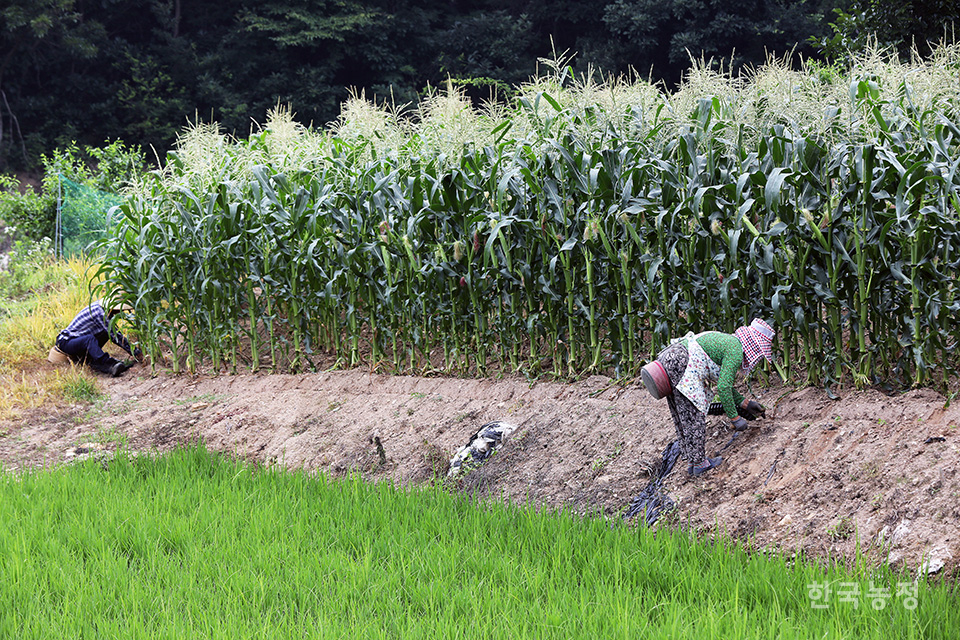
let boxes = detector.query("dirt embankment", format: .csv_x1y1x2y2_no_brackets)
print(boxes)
2,367,957,577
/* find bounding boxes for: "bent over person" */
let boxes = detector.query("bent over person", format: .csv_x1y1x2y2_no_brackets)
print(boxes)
55,300,140,377
642,318,775,476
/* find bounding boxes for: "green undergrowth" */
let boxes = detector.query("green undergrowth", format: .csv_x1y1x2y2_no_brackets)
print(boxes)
1,445,955,639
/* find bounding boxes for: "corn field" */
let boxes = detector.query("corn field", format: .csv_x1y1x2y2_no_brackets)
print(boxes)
95,46,960,388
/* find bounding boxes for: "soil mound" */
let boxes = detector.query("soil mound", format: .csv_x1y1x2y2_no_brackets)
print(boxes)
2,368,956,577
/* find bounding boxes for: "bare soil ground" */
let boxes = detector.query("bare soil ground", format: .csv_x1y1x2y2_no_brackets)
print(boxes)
2,361,957,578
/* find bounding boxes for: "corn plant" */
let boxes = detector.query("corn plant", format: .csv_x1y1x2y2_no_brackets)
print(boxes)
95,44,960,389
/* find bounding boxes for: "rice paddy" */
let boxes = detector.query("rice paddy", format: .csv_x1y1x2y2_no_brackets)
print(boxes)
1,445,955,639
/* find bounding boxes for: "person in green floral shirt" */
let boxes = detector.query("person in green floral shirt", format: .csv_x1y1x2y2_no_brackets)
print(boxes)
642,319,775,476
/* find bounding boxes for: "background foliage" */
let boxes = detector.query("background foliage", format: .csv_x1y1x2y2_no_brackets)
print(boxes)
0,141,146,244
0,0,914,172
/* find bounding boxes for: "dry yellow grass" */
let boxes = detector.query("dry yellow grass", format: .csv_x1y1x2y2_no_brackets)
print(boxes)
0,365,101,419
0,257,103,419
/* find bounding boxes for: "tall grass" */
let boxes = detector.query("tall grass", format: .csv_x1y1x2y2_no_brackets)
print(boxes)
97,44,960,386
1,445,955,639
0,254,103,417
0,257,93,365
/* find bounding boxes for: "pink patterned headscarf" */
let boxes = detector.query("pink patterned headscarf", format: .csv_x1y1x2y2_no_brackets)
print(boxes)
734,318,775,372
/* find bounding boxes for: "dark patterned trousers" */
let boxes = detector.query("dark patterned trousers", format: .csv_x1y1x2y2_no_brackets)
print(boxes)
657,343,706,464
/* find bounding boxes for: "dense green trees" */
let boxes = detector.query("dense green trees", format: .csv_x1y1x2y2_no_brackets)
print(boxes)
601,0,832,84
0,0,954,173
0,0,99,166
818,0,960,60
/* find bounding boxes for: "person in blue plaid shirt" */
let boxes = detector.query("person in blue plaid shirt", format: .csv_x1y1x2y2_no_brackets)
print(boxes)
55,300,141,377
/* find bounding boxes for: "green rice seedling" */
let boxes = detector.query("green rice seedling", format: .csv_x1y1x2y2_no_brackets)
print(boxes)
1,445,957,639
